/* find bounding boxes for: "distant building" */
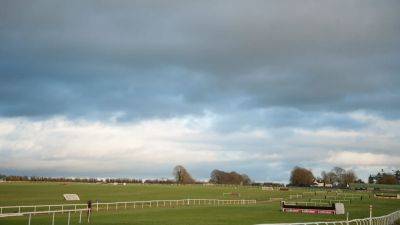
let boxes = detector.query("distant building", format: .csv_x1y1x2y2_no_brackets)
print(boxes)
312,179,332,188
312,180,324,187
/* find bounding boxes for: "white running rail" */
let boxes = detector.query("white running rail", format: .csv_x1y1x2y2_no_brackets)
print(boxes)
0,208,90,225
256,209,400,225
0,199,257,214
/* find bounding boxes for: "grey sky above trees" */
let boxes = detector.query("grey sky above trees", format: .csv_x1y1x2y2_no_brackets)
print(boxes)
0,1,399,182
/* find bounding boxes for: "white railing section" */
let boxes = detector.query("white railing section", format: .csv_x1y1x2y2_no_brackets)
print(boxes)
0,199,257,214
256,209,400,225
0,208,90,225
289,195,303,199
310,199,351,204
284,201,330,207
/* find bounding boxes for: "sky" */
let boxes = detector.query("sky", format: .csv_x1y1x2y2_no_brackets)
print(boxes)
0,1,400,183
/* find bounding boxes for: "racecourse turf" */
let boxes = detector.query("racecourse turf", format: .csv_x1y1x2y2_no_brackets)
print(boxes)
0,182,399,225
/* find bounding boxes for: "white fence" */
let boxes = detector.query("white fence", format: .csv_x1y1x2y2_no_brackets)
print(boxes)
0,198,257,214
310,199,351,204
284,201,330,207
0,208,90,225
289,195,303,200
256,209,400,225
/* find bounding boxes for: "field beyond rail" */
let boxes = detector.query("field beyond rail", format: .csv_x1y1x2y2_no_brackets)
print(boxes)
0,182,399,225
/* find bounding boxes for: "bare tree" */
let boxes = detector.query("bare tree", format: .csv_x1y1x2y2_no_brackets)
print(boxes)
241,174,251,185
321,171,337,185
332,167,346,184
173,165,195,184
343,170,357,186
323,167,358,187
290,166,315,186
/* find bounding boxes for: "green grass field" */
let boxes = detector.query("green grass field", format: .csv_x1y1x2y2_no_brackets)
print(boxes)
0,182,399,225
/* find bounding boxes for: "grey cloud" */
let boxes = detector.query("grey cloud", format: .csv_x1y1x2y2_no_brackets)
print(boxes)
0,0,400,124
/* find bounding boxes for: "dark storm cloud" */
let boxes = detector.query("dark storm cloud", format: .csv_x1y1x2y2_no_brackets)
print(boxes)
1,0,400,124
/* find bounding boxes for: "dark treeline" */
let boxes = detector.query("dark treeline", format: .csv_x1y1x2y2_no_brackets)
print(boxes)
143,179,175,184
368,170,400,185
251,182,284,187
105,178,142,183
0,174,143,183
209,169,251,185
289,166,360,188
1,165,255,186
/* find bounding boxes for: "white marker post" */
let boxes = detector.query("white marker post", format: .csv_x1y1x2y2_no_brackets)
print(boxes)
52,212,55,225
369,205,373,225
28,213,32,225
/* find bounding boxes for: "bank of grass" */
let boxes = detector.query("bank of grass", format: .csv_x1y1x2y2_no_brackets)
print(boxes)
0,182,399,225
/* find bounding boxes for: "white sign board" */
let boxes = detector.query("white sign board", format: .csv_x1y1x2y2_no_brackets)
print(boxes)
63,194,80,201
262,186,274,191
335,203,345,215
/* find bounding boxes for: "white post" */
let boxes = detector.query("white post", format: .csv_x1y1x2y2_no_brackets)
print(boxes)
346,212,349,225
79,210,82,224
88,210,91,223
96,202,99,212
116,203,118,210
52,212,55,225
28,213,32,225
67,211,71,225
370,205,373,225
61,205,64,213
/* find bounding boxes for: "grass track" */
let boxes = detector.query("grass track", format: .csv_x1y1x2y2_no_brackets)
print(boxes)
0,182,399,225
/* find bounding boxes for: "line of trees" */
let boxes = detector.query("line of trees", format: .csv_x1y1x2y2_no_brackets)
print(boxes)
289,166,358,187
1,165,253,186
321,167,358,187
210,169,251,185
172,165,252,185
0,175,144,183
369,170,400,185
